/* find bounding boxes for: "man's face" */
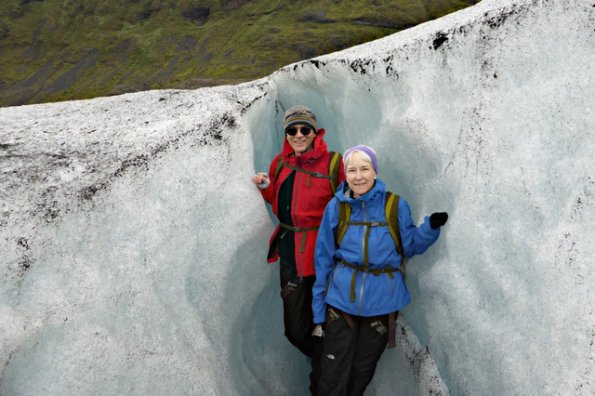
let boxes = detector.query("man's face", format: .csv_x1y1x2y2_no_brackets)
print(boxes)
285,124,315,155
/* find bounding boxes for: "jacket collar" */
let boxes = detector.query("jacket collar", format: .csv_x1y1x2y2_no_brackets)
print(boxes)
336,178,386,204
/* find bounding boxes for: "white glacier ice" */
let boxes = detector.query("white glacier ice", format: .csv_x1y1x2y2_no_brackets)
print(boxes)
1,0,593,394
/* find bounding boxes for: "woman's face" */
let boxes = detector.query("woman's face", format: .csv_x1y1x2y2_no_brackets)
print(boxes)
286,124,315,155
345,151,376,198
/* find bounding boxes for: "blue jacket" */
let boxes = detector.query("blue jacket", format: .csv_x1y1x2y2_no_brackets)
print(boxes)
312,179,440,324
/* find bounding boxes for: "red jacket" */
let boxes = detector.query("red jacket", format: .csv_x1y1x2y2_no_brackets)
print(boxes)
260,129,345,277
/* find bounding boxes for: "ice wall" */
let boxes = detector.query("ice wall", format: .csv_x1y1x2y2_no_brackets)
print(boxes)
1,0,593,395
254,1,595,394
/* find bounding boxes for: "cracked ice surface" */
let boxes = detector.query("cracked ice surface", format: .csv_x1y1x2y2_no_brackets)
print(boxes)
1,0,593,394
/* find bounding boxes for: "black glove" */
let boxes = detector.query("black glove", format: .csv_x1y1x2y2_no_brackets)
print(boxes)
430,212,448,229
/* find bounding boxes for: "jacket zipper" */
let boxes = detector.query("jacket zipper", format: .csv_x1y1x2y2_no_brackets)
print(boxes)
293,157,303,280
358,201,368,314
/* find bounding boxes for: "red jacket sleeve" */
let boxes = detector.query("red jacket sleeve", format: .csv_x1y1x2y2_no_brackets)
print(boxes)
259,152,281,205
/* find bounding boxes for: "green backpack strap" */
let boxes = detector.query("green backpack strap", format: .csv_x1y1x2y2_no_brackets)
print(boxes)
384,192,401,255
385,191,407,275
274,154,284,181
336,201,351,247
328,151,341,195
336,192,402,253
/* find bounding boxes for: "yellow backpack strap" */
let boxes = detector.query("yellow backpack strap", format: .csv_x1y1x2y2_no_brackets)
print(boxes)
336,201,351,247
385,191,404,258
328,151,341,195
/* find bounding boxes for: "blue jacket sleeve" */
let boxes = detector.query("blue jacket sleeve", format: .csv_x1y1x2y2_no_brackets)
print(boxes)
312,198,339,324
399,199,440,258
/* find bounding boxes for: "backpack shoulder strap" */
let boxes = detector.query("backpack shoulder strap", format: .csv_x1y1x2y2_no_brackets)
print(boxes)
328,151,341,195
336,200,351,247
274,153,284,180
275,151,342,194
385,191,404,258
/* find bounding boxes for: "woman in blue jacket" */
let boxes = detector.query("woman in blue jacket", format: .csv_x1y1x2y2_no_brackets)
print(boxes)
312,145,448,395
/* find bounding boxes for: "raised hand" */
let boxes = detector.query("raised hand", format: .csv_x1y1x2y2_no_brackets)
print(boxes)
251,172,270,189
430,212,448,229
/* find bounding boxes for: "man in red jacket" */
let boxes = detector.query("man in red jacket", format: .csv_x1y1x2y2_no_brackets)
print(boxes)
252,105,345,394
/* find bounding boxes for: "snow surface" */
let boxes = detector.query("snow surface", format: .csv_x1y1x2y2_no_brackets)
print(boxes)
1,0,593,394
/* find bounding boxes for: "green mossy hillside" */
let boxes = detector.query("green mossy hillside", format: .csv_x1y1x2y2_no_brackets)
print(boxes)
0,0,480,106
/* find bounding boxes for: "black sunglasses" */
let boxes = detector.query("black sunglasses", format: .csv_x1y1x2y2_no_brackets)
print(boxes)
285,126,314,136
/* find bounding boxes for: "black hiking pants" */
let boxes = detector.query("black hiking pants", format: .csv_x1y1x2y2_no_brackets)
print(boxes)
318,306,389,396
280,264,323,395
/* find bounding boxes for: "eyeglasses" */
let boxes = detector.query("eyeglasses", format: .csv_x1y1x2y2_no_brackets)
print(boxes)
285,126,314,136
